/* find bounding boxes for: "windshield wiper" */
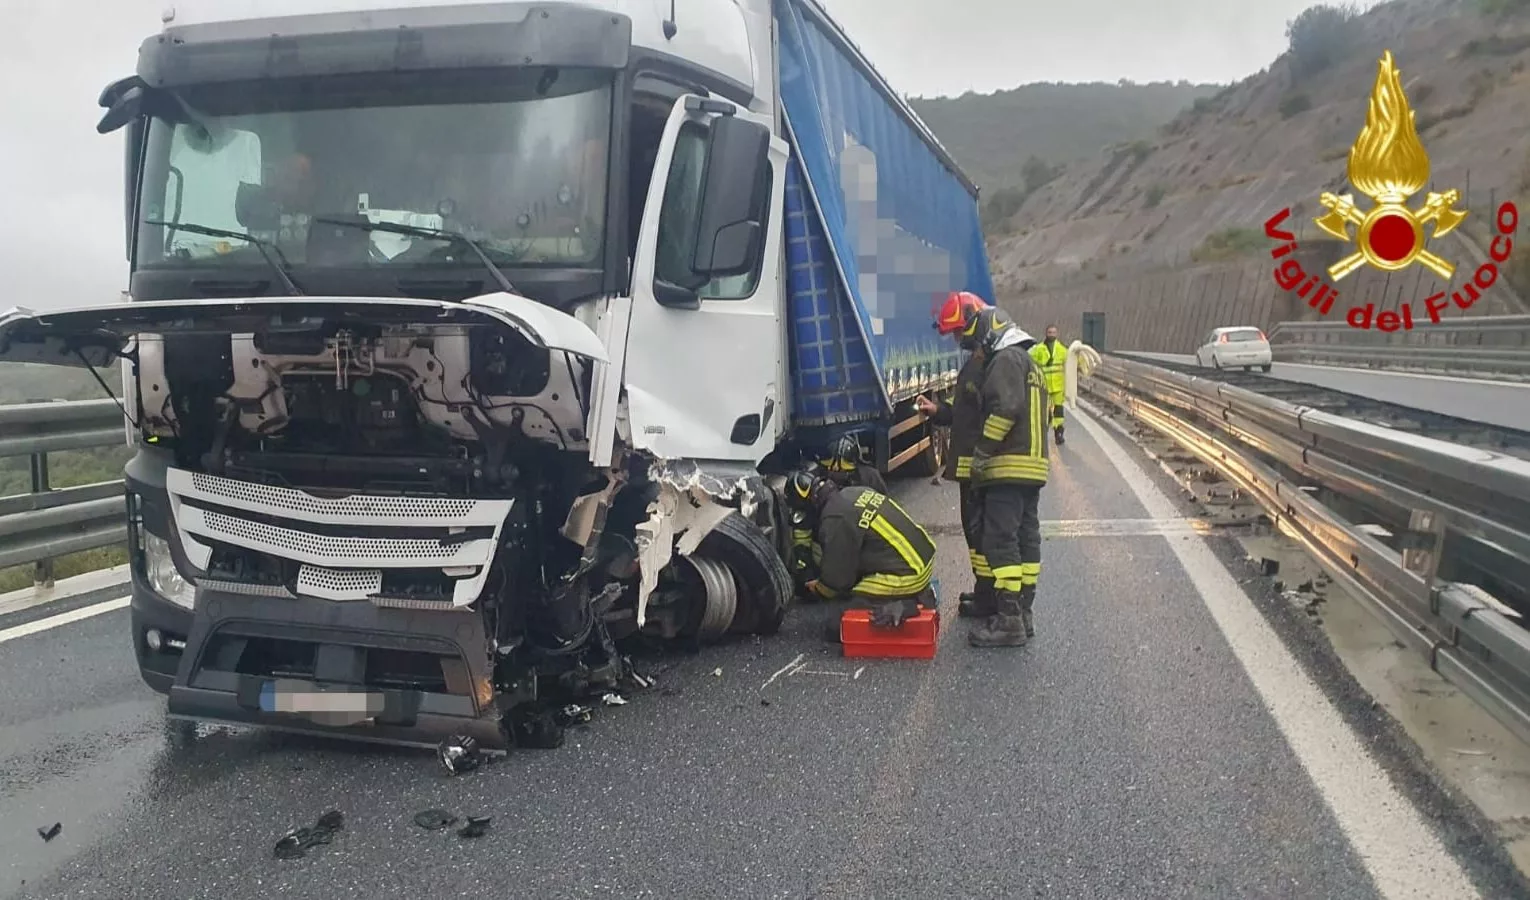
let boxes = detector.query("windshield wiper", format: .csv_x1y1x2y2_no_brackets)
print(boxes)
144,220,302,296
312,218,519,295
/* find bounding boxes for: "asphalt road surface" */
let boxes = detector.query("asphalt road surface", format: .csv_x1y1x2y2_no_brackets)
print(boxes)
1130,353,1530,432
2,406,1527,899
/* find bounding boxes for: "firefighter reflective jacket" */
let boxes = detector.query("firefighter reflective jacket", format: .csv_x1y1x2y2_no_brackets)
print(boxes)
927,353,984,482
973,343,1050,487
1030,338,1068,397
813,486,936,600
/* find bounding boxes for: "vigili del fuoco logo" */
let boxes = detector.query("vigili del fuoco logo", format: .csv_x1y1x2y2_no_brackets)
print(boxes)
1263,50,1519,331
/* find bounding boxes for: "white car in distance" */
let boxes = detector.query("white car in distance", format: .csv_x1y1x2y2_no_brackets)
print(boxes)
1195,326,1273,372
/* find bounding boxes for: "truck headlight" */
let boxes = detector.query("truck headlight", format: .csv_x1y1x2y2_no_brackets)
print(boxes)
142,531,195,609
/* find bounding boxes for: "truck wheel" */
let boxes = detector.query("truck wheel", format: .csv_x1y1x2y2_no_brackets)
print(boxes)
694,512,792,636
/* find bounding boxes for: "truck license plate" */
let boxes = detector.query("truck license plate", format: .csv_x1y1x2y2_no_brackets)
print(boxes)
260,679,384,720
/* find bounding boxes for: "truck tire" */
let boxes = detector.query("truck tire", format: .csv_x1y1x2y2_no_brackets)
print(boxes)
900,421,948,479
694,511,792,636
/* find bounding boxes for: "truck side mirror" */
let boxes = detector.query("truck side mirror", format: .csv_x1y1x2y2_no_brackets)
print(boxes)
690,115,770,278
98,84,145,135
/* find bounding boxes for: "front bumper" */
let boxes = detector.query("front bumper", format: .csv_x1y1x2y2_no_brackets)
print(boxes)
124,452,507,751
158,584,504,751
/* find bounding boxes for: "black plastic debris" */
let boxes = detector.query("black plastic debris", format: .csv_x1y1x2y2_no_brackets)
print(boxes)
1261,558,1280,576
438,735,481,776
274,810,344,860
457,816,492,838
37,823,61,842
555,704,593,727
413,809,457,831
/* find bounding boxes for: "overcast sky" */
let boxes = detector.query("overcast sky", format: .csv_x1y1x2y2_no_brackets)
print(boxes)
0,0,1357,309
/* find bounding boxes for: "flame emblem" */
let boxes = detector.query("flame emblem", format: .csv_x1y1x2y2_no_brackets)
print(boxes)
1312,51,1468,280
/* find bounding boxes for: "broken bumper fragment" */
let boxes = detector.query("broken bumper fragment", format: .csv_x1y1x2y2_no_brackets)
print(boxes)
165,586,507,752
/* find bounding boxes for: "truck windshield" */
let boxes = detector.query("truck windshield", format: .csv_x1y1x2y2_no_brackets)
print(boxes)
135,68,612,272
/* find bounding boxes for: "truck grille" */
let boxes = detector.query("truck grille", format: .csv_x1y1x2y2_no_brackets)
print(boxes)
165,468,512,606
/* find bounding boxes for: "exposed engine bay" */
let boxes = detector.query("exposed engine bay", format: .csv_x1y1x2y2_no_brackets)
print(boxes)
83,304,794,751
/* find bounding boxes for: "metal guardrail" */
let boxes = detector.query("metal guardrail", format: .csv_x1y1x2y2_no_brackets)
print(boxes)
1087,354,1530,746
1268,315,1530,379
0,400,128,585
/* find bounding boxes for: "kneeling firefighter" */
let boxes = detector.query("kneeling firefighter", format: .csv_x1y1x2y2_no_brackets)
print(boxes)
784,469,937,641
917,289,991,619
820,433,888,494
789,437,887,599
787,464,826,597
966,306,1048,647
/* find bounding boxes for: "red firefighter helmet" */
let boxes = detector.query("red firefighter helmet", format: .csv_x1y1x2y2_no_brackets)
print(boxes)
933,291,989,336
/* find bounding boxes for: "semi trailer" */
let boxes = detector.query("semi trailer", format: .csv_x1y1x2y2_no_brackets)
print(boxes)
0,0,997,750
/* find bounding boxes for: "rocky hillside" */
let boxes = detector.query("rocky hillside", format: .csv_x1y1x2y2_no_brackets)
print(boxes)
989,0,1530,350
909,81,1220,193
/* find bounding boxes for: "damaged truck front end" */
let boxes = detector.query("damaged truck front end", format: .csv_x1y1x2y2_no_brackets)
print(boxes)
0,297,790,751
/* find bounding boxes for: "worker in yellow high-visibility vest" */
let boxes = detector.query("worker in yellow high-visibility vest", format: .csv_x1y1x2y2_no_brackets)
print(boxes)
1029,324,1068,446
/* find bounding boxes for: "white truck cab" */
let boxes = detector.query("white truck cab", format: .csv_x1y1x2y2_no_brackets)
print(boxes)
0,0,996,751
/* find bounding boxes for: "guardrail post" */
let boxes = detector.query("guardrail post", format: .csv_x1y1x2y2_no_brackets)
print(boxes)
29,450,55,588
1399,509,1447,603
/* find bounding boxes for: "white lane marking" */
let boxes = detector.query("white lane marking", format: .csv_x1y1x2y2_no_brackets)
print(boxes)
1277,361,1530,389
761,652,805,690
0,596,130,645
1073,405,1480,900
1041,517,1214,537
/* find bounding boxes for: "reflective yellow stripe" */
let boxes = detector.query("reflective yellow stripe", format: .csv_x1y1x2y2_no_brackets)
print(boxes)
969,550,992,577
852,513,933,597
980,457,1050,480
791,528,813,545
871,515,925,573
1020,562,1041,586
1030,383,1044,459
991,563,1024,591
852,567,933,596
982,415,1014,440
954,456,972,479
824,459,857,472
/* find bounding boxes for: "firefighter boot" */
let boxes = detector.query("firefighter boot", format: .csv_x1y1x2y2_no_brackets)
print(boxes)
967,588,1027,647
1019,584,1036,638
958,578,996,619
1054,425,1065,446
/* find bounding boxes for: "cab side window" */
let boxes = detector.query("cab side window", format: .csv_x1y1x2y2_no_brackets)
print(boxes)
652,119,772,301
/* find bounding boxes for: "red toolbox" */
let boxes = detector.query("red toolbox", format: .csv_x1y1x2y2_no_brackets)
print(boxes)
840,606,939,659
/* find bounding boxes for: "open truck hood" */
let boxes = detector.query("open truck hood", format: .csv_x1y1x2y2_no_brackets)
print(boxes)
0,292,608,368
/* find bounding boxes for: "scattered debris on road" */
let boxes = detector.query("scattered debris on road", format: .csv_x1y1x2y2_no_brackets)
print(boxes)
37,823,61,843
273,810,344,860
457,816,493,838
413,809,458,831
437,735,482,776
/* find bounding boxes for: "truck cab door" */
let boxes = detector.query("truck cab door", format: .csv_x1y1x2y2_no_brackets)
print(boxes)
622,94,787,462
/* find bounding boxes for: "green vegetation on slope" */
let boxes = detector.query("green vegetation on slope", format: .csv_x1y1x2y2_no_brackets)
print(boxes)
910,80,1221,192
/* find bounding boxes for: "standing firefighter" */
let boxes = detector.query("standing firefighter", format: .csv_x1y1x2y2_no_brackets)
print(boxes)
1030,324,1068,445
784,469,937,641
967,307,1047,647
917,290,991,618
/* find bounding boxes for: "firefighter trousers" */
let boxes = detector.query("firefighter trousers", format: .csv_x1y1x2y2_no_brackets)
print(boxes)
958,482,990,586
973,483,1042,593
